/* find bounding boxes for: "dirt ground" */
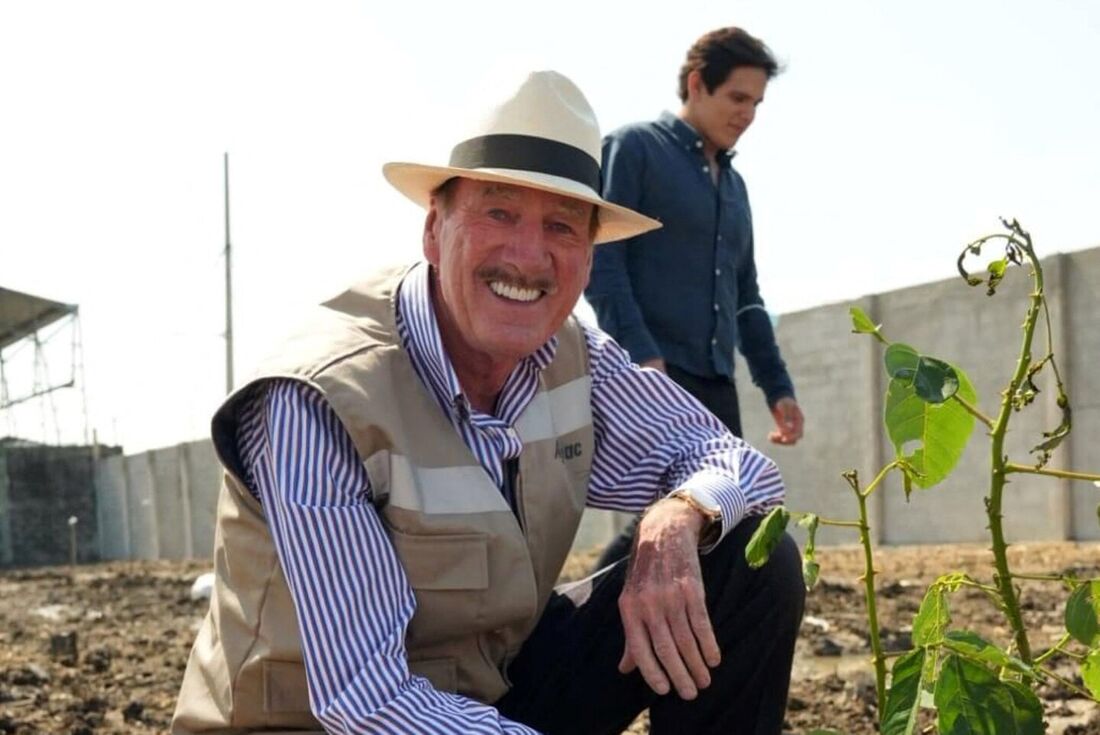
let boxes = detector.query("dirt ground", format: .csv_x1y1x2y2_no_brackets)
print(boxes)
1,541,1098,734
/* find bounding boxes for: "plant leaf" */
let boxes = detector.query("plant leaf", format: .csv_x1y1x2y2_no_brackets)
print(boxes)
850,306,886,343
797,513,821,590
1065,582,1100,646
1082,647,1100,699
941,630,1032,675
885,343,920,380
912,586,950,646
987,258,1008,296
745,506,790,569
912,356,960,404
935,655,1044,735
1032,393,1072,467
884,344,961,404
802,559,821,591
881,648,925,735
885,367,977,488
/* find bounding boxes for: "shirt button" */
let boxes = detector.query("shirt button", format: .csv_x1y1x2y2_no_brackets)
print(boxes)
711,338,718,345
702,165,709,173
715,268,721,276
695,140,703,148
713,304,720,312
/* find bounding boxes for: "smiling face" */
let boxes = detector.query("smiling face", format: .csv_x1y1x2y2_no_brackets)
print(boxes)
423,178,595,379
682,65,768,157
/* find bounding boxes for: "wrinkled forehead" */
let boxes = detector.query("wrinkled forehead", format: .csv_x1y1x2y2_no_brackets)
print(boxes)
459,178,592,218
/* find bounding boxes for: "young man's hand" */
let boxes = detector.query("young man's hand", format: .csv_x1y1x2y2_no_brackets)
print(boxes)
768,396,804,445
617,497,720,699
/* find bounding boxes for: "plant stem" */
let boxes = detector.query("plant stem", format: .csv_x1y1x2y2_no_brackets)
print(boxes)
951,393,994,429
815,518,864,529
1005,462,1100,483
1034,633,1072,666
853,483,888,718
1010,572,1069,583
986,228,1042,665
862,461,900,499
1038,665,1097,700
957,579,1001,594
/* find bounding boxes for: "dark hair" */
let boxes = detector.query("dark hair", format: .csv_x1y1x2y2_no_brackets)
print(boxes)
678,27,780,102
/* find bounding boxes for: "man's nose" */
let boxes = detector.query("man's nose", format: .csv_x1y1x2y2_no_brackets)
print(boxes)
502,218,552,267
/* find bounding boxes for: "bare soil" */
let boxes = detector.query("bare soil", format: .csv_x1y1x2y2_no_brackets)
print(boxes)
1,541,1098,734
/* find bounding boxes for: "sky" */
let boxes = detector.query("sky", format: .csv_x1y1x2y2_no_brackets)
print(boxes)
2,0,1098,451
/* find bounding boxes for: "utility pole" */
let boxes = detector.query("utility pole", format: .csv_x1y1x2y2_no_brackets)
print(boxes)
224,152,234,394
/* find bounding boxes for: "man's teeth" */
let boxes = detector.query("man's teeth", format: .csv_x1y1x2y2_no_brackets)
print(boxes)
489,281,541,302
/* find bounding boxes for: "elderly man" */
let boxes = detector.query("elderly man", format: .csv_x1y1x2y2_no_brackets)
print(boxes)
172,71,803,735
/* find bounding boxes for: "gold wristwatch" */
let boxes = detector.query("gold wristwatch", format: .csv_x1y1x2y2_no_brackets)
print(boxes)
666,489,722,546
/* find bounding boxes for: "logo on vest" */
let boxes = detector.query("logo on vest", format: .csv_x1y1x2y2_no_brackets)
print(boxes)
554,441,583,461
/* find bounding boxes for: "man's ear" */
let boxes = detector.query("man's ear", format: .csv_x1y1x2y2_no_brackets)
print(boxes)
423,201,441,265
686,69,705,100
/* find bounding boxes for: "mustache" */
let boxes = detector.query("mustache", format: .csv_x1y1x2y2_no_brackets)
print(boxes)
476,265,555,293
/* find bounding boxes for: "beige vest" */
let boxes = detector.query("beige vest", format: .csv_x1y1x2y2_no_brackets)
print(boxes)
172,266,594,733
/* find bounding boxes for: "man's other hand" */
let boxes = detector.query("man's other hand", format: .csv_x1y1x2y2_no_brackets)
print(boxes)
639,357,667,373
617,498,720,699
768,396,803,445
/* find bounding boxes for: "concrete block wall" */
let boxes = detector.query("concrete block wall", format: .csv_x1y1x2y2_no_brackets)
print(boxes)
93,453,129,560
737,248,1100,546
90,439,223,562
1064,249,1100,540
56,245,1098,564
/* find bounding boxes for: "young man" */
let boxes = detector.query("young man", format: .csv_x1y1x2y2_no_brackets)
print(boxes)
586,27,805,567
172,71,803,735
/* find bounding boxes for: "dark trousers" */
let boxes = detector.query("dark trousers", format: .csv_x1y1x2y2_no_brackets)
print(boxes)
596,365,743,569
496,516,804,734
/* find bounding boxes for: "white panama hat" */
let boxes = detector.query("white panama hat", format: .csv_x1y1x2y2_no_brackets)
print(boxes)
383,70,661,245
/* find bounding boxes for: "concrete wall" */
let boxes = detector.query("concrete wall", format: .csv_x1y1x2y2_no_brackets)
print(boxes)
94,453,130,560
89,439,221,563
15,246,1088,565
737,248,1100,547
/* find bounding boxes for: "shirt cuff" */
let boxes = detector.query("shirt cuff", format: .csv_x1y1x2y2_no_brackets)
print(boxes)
673,470,746,554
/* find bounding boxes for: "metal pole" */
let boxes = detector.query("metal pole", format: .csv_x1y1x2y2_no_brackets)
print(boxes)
224,152,234,394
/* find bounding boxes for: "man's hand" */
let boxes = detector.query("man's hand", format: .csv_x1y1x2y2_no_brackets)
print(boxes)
640,357,667,373
617,498,720,700
768,396,804,445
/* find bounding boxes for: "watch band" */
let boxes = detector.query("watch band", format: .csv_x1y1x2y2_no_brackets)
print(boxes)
666,489,722,545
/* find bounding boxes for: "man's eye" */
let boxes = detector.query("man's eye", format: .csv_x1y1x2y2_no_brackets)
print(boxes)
488,208,512,222
548,221,576,235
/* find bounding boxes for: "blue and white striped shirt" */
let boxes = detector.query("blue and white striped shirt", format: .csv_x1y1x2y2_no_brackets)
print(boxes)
235,262,784,733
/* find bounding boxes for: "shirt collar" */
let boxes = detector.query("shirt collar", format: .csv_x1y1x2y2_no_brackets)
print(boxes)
396,262,558,419
656,110,736,165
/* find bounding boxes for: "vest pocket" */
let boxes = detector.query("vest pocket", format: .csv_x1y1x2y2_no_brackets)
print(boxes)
387,528,490,590
262,659,312,714
408,656,459,693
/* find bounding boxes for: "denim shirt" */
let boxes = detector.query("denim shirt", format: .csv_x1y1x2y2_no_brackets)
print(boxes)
585,111,794,406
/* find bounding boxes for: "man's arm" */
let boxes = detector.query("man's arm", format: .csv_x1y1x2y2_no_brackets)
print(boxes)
584,324,784,533
582,324,786,699
238,380,537,734
585,131,662,366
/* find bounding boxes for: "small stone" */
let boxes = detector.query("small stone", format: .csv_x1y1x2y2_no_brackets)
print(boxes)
11,664,50,686
50,631,79,665
84,647,112,674
122,700,144,723
812,637,844,657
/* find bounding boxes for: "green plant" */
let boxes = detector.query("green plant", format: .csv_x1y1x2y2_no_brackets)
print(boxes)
748,220,1100,734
